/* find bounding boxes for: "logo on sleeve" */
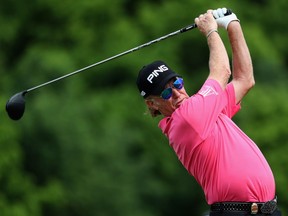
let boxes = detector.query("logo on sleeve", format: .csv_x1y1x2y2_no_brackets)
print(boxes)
199,85,218,97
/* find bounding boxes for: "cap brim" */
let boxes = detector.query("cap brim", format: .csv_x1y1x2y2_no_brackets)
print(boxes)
150,73,181,96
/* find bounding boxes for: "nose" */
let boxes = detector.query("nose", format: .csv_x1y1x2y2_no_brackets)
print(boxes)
171,88,181,98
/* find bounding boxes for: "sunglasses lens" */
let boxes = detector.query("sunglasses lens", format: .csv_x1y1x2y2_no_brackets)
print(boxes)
160,78,184,100
174,78,184,89
161,88,172,99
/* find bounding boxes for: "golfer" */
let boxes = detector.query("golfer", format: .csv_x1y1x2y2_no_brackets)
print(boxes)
136,8,281,216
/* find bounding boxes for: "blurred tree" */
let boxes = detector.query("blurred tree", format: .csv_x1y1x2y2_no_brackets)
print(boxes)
0,105,65,216
0,0,287,215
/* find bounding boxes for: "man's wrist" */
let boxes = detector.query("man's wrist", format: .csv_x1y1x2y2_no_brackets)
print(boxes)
226,18,240,29
206,29,218,38
227,20,240,31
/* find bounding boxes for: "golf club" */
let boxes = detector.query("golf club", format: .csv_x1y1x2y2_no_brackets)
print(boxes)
6,9,232,120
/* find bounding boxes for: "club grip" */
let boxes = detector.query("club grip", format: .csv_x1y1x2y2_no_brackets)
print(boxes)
212,8,233,19
224,8,232,16
180,8,232,33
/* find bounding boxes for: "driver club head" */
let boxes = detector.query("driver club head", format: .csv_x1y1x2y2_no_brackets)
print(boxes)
6,91,27,120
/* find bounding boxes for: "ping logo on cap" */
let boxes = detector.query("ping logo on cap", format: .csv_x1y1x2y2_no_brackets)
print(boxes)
147,65,169,83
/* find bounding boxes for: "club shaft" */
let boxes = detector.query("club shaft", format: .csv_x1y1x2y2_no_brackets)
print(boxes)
26,24,197,93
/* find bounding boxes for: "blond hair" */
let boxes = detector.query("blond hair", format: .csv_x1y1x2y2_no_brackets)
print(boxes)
144,97,162,117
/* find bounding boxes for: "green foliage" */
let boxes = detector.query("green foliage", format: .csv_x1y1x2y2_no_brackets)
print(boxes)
0,0,287,215
0,101,65,216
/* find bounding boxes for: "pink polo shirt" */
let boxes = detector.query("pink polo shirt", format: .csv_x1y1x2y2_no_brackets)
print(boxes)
159,79,275,205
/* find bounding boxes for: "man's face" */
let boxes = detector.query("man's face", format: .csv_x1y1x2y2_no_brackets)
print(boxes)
146,78,189,117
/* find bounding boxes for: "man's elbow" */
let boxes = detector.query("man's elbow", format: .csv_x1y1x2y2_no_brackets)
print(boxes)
233,74,255,94
247,76,255,90
241,68,255,90
242,76,255,95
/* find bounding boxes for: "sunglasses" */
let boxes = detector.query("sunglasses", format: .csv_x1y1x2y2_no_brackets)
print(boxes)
160,78,184,100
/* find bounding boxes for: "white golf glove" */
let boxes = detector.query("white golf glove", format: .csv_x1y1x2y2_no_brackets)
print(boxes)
213,8,239,29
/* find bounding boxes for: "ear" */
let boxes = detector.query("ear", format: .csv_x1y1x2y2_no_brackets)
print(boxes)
145,99,159,110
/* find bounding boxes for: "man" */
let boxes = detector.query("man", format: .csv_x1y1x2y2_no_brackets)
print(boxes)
136,8,282,216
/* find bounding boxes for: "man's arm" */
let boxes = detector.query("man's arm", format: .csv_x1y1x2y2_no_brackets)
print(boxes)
228,21,255,104
207,28,231,90
195,10,231,90
213,8,255,104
